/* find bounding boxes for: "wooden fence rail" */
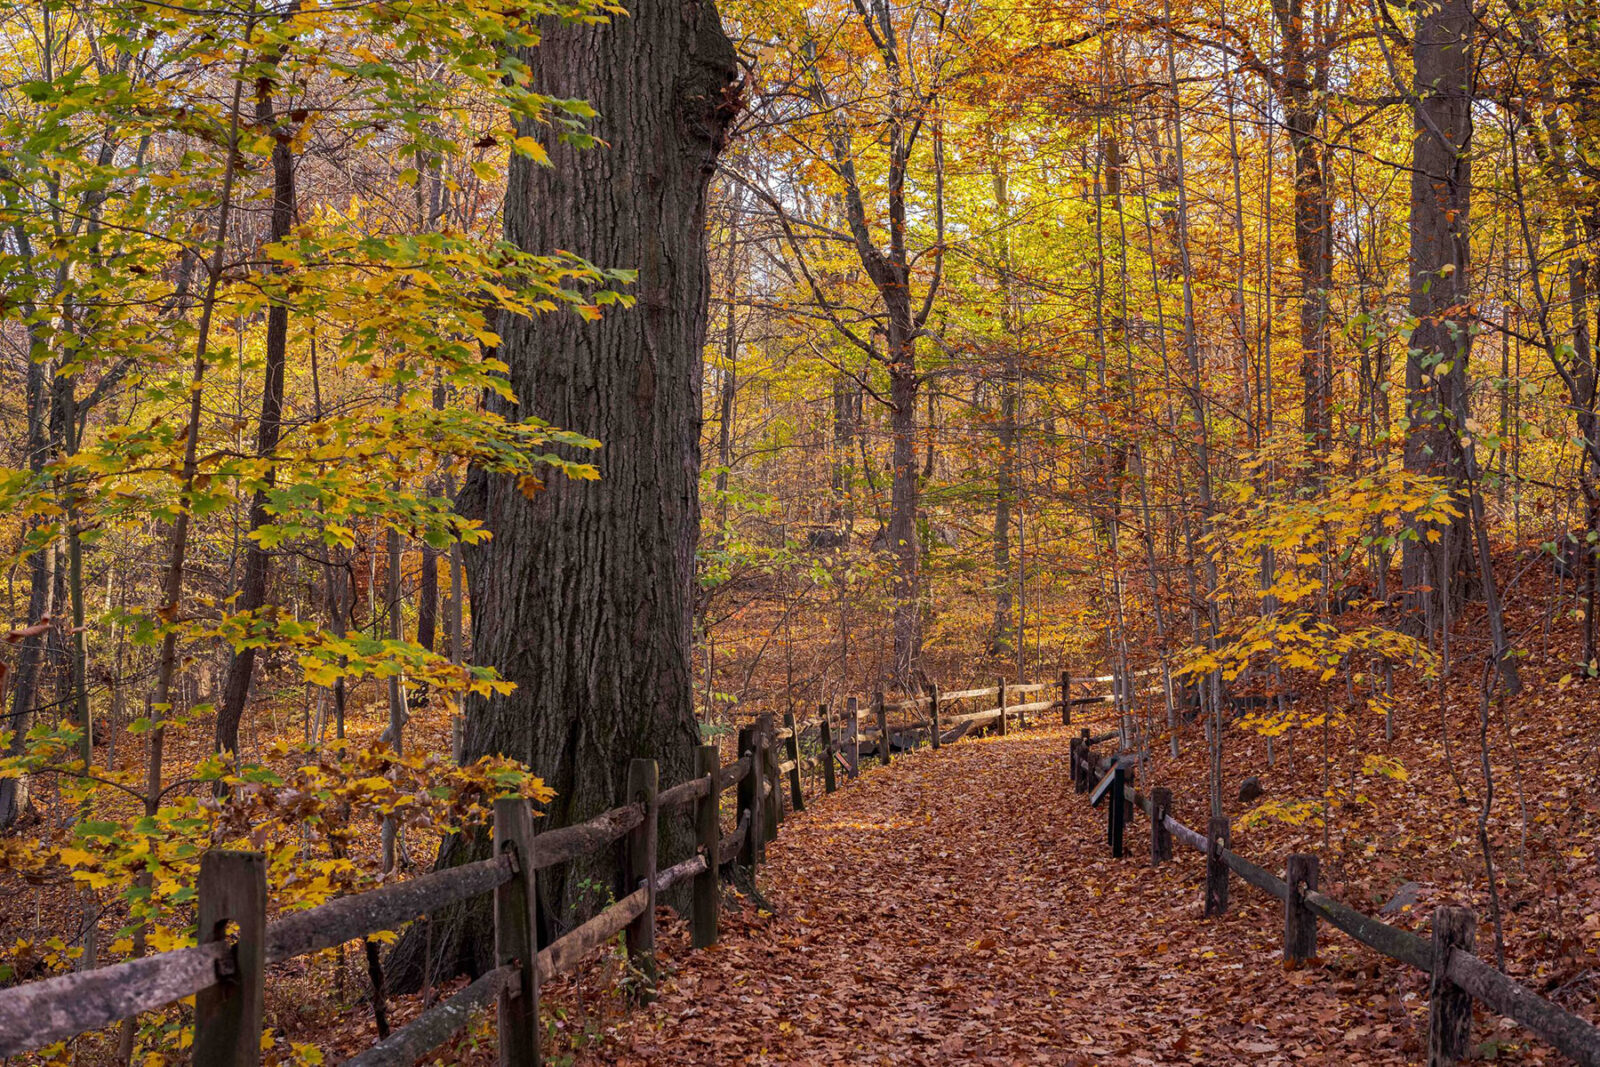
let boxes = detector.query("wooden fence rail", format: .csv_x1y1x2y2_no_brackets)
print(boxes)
1071,740,1600,1066
0,733,767,1066
0,662,1179,1064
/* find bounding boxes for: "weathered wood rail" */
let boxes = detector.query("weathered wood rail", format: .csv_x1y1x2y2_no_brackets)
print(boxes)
14,661,1549,1065
1069,730,1600,1066
757,670,1104,795
0,672,1052,1063
0,740,760,1066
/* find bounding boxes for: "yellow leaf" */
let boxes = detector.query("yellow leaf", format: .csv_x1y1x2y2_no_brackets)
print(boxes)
512,136,551,165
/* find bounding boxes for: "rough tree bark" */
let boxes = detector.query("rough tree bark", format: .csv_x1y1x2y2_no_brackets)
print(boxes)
388,0,737,987
1402,0,1476,623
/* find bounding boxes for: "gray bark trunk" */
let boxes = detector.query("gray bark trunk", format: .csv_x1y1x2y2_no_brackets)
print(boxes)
1402,0,1476,620
989,163,1018,653
388,0,736,987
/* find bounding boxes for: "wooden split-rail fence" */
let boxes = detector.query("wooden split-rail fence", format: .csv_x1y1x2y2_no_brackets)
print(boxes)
793,667,1150,786
1070,732,1600,1066
0,667,1097,1065
0,744,740,1066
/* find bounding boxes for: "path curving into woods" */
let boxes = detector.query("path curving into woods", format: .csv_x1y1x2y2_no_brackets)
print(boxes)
584,724,1431,1065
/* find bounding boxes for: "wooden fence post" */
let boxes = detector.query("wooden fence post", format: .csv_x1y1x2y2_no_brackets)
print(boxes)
1061,669,1071,725
929,684,941,750
737,722,761,869
1284,853,1319,967
754,712,779,837
1108,766,1128,857
874,692,891,765
997,677,1009,736
1150,786,1172,865
1075,728,1091,792
783,709,805,813
1204,815,1230,917
692,745,720,949
492,797,540,1067
1428,907,1477,1066
844,696,860,779
194,850,266,1067
624,758,658,995
768,715,785,830
757,715,780,850
818,703,837,793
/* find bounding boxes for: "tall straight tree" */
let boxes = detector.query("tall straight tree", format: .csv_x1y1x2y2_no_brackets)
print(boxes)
1403,0,1476,623
216,36,298,759
743,2,952,689
1268,0,1336,462
473,0,737,917
392,0,738,981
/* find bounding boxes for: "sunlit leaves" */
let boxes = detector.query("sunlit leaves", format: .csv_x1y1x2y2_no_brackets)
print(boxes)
0,733,553,983
0,4,624,1059
1177,457,1446,724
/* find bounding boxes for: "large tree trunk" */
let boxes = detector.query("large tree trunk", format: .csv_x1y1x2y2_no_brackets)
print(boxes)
389,0,736,987
1402,0,1476,624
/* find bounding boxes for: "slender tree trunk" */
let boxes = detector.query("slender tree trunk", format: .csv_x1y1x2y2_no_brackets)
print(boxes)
1162,0,1222,814
887,326,921,688
415,380,445,671
831,373,860,525
1566,219,1600,666
417,545,438,656
216,64,296,756
714,237,738,538
798,13,942,691
0,550,53,828
989,161,1018,653
1403,0,1476,622
0,216,62,830
1270,0,1334,461
389,0,737,985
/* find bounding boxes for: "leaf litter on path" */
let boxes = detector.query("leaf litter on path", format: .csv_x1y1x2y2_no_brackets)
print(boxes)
579,725,1452,1065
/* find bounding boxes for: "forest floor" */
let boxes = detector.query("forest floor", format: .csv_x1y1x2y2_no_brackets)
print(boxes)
574,714,1588,1065
9,558,1600,1064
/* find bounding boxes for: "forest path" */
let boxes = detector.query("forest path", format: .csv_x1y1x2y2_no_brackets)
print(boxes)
583,724,1424,1065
